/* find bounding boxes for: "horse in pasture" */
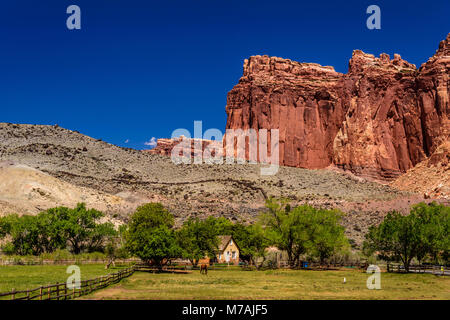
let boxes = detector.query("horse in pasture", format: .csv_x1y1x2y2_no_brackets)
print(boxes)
200,264,208,275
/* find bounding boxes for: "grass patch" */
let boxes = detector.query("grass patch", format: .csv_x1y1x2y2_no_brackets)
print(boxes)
0,264,128,294
80,269,449,300
1,266,448,300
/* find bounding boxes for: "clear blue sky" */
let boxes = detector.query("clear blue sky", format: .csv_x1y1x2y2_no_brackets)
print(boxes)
0,0,448,149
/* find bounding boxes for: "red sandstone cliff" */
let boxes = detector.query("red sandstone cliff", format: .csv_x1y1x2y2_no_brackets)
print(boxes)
147,136,223,159
226,33,450,180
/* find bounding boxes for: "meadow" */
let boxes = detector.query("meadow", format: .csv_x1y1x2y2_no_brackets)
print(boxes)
80,267,449,300
1,265,449,300
0,264,123,294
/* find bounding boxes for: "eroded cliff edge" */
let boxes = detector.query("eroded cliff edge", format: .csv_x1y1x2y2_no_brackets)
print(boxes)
226,34,449,180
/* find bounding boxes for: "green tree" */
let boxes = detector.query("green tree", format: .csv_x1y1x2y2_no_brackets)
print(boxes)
259,198,308,268
364,202,450,271
125,203,180,268
86,222,117,253
236,223,271,269
105,225,130,269
259,198,349,267
54,203,114,254
363,211,419,272
176,217,219,266
4,214,42,255
411,202,449,264
0,204,117,255
209,216,234,236
302,207,349,264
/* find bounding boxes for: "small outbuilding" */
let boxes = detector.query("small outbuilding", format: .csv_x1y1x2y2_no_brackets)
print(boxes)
216,235,240,265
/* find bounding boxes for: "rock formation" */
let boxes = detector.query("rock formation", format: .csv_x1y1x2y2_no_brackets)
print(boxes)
391,141,450,199
147,136,223,160
225,33,450,180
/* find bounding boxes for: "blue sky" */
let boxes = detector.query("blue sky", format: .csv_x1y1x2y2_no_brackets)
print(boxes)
0,0,448,149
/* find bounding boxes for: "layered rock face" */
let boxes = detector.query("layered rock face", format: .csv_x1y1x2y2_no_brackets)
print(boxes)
226,34,450,180
147,136,223,159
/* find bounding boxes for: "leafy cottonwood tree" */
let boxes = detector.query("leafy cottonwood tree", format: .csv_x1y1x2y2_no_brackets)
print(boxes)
0,203,117,255
259,198,349,267
125,203,181,268
411,202,449,264
176,217,219,266
234,223,271,268
105,224,130,269
51,203,116,254
301,207,349,264
259,198,309,267
364,211,418,272
364,202,450,270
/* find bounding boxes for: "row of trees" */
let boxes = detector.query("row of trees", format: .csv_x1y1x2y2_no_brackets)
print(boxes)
0,200,350,268
122,199,349,269
2,199,446,271
363,202,449,271
0,203,117,255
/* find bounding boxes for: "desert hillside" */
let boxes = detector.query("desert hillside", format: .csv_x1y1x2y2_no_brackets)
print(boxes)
391,141,450,199
1,122,446,246
0,161,141,220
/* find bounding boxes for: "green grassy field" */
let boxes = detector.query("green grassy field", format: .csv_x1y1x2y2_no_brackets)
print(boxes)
1,265,449,300
82,268,449,300
0,264,125,293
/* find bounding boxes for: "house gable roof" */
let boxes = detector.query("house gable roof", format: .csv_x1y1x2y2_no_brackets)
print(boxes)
218,235,240,252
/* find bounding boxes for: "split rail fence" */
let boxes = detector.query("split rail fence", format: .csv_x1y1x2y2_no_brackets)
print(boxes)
387,263,449,275
0,258,140,266
0,266,135,300
0,264,192,300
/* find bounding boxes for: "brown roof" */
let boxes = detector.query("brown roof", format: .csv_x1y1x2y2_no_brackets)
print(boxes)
217,235,239,252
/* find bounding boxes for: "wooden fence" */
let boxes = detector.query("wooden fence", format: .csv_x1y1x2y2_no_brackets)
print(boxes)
0,266,135,300
387,263,449,275
2,262,446,300
276,261,368,270
0,264,194,300
0,258,140,266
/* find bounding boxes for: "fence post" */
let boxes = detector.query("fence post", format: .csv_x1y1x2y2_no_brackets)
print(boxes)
26,289,30,300
40,286,43,300
11,288,15,300
56,282,59,301
47,286,51,300
64,283,67,300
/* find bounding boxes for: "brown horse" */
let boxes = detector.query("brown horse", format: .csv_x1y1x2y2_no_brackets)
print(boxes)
200,264,208,275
